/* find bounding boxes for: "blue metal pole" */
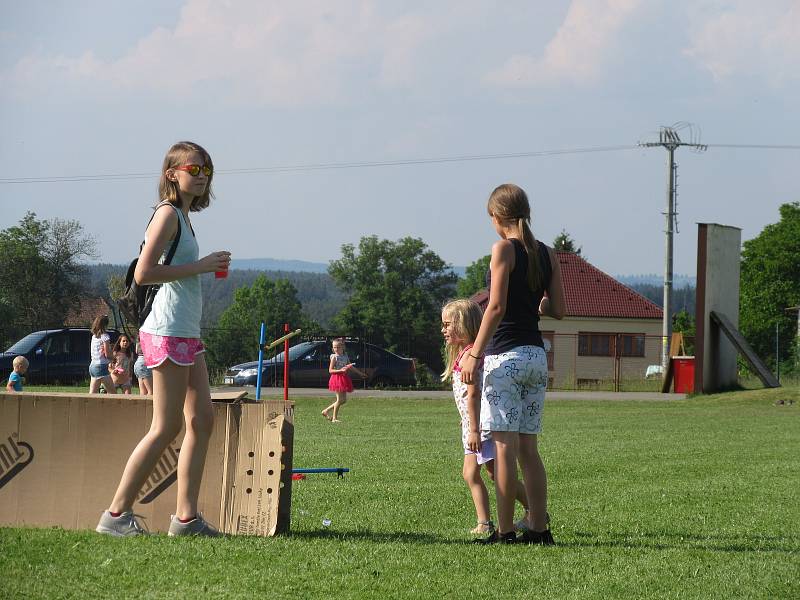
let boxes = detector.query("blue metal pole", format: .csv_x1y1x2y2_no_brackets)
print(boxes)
255,322,266,400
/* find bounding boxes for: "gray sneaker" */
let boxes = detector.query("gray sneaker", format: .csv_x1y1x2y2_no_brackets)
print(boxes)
514,511,551,532
168,513,221,537
96,511,148,537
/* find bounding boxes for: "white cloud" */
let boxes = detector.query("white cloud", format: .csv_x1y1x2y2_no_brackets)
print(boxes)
2,1,439,106
683,1,800,85
485,0,643,88
378,14,437,88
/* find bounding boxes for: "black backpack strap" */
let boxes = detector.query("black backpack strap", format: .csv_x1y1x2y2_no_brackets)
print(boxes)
139,201,182,265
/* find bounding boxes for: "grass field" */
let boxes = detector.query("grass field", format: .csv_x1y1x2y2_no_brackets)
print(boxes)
1,386,798,599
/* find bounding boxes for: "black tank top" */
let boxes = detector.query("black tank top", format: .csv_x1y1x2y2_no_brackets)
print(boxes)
485,239,553,355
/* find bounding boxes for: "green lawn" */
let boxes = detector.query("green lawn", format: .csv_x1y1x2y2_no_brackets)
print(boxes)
1,387,798,599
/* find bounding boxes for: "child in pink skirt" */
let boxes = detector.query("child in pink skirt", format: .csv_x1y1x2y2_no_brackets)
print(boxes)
322,338,367,423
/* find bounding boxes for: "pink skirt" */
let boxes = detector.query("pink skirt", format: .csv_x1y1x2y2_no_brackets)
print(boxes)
328,373,353,393
139,331,205,368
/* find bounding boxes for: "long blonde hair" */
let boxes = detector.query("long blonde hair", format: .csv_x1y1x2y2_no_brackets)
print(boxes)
440,299,483,382
487,183,542,292
158,141,214,211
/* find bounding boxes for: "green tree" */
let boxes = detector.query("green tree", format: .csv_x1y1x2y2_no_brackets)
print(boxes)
740,202,800,369
553,229,583,255
204,275,309,374
0,212,95,346
672,309,696,355
456,255,490,298
329,236,457,371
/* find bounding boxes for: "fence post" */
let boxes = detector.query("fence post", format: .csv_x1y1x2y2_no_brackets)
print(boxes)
614,334,620,393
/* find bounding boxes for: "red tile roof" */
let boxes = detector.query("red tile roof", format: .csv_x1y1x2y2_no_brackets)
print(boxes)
469,252,663,320
557,252,662,319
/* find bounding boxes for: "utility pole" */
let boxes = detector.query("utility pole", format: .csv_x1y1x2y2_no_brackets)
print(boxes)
639,124,707,368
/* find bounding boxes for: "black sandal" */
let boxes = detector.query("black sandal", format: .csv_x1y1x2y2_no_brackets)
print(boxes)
473,530,517,545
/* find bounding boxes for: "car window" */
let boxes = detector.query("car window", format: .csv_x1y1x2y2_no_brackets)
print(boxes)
70,331,89,353
313,346,330,361
5,331,47,354
272,342,318,362
361,347,381,366
303,346,328,362
44,333,69,356
344,343,361,362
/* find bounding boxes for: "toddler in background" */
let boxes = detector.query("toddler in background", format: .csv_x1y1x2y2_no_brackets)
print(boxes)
6,356,29,392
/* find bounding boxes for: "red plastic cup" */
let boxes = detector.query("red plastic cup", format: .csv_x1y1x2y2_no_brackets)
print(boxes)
215,268,228,279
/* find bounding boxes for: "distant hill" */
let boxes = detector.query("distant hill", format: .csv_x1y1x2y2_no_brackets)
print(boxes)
231,258,330,273
615,273,696,289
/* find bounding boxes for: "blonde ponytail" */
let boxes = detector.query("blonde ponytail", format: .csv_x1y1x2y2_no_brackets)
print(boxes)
520,218,542,293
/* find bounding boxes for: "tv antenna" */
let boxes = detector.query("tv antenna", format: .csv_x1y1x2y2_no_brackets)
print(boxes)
639,123,707,368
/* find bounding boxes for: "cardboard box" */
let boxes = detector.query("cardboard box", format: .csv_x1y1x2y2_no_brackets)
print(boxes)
0,391,293,536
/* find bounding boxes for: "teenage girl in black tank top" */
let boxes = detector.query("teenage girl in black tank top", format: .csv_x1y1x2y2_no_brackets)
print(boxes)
485,238,553,354
461,183,566,545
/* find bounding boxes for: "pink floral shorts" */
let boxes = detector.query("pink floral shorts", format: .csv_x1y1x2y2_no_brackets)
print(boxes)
138,331,205,368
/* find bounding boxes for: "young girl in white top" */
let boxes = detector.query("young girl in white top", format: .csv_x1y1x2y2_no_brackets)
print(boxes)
88,315,116,394
96,141,231,537
322,338,367,423
441,299,529,536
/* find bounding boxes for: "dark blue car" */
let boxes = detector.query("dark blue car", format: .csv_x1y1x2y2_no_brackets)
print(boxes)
1,328,119,385
224,339,417,388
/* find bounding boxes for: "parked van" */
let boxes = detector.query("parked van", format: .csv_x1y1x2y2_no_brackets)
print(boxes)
0,328,119,385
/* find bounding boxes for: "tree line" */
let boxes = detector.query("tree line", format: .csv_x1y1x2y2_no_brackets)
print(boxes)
2,208,797,378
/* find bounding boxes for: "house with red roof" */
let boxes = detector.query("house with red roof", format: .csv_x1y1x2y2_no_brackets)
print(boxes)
64,297,113,328
471,252,663,388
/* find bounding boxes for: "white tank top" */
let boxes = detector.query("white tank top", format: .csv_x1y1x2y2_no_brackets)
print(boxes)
139,203,202,338
90,333,110,365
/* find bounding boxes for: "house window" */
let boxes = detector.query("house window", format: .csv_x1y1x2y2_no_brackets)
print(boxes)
578,333,646,357
619,334,645,357
579,333,613,356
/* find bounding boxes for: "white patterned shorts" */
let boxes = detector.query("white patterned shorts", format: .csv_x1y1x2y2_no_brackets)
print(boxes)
480,345,548,434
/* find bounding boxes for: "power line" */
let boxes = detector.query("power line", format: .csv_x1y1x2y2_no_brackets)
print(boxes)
704,144,800,150
0,144,638,185
2,141,797,185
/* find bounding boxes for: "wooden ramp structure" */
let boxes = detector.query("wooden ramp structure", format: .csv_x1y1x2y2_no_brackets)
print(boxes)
710,311,780,388
660,332,686,393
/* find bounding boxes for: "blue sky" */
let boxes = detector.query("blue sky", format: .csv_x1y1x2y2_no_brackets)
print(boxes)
1,1,798,277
